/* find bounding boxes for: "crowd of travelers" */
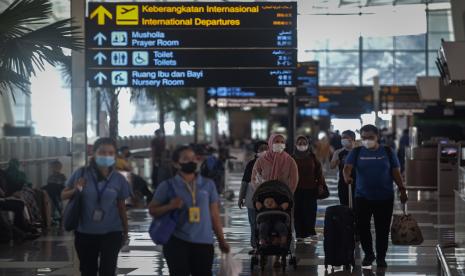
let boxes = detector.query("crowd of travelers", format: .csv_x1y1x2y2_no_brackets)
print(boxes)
0,123,412,275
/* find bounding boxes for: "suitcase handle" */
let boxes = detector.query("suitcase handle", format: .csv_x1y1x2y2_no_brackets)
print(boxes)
348,183,353,209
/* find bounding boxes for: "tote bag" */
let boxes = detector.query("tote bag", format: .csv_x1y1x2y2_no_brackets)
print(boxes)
391,204,424,245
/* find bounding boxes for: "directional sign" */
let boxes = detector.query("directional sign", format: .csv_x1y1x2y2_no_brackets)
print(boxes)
87,49,296,68
93,52,107,65
88,69,295,88
87,2,296,29
93,32,107,46
94,72,107,85
90,5,113,25
86,2,297,88
88,29,296,49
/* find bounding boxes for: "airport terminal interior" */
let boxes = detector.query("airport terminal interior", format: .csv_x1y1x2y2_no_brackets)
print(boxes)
1,0,465,275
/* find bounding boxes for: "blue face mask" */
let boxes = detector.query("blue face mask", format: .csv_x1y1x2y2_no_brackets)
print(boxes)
95,156,115,167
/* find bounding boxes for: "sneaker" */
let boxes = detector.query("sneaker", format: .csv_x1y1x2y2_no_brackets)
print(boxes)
376,258,387,268
362,254,376,267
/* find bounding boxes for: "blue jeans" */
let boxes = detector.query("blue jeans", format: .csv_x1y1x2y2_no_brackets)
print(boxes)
247,208,256,248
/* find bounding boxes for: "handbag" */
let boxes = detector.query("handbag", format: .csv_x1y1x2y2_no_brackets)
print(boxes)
391,204,424,245
314,158,329,200
63,167,85,231
317,184,330,200
149,180,179,245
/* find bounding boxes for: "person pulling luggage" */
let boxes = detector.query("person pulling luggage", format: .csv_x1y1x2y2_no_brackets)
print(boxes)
330,130,356,206
343,124,408,268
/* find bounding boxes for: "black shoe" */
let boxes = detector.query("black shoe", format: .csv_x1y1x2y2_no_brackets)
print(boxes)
362,254,376,266
376,258,387,268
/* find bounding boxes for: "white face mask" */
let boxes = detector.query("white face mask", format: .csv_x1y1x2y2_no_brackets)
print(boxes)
272,143,286,153
362,139,377,149
257,151,266,158
341,139,353,149
296,145,308,152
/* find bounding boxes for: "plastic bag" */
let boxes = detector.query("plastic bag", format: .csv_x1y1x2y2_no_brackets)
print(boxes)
218,253,242,276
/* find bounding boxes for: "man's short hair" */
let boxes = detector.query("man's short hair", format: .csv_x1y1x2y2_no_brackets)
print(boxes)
360,124,379,136
341,130,356,140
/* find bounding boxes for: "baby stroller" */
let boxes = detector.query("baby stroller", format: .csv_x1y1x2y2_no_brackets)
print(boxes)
250,180,297,272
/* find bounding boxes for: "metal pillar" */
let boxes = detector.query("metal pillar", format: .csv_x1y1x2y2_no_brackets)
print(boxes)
451,0,465,41
373,76,380,127
196,88,206,143
285,87,297,154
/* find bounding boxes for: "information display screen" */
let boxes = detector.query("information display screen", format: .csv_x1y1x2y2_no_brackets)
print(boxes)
86,2,297,88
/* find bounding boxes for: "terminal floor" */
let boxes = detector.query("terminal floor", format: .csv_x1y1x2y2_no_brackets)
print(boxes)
0,171,455,275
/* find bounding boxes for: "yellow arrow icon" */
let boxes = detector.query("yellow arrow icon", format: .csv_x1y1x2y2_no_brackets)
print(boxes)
90,5,112,25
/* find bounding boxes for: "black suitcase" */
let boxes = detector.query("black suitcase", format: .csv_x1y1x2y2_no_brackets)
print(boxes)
324,185,355,271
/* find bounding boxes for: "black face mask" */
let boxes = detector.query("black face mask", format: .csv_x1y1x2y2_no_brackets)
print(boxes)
179,161,197,174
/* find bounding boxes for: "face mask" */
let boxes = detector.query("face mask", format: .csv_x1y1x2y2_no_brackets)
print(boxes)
341,139,353,149
296,145,308,152
180,161,197,174
256,151,266,158
362,140,376,149
95,156,115,167
272,143,286,153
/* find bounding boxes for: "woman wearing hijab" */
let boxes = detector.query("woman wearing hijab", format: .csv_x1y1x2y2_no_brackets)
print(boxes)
292,136,326,242
251,134,299,194
238,140,269,252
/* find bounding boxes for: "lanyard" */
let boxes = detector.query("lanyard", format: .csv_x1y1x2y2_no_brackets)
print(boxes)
92,171,112,205
183,180,197,206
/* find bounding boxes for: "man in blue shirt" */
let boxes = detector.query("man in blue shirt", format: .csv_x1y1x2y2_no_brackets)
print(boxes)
343,125,408,269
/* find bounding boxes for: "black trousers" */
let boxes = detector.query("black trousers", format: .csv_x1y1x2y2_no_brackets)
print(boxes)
293,188,317,238
75,231,123,276
355,197,394,259
163,236,214,276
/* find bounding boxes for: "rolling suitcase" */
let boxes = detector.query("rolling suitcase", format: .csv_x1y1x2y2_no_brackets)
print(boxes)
324,184,355,271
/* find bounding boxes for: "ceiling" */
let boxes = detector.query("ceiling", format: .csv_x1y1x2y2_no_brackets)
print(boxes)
312,0,449,9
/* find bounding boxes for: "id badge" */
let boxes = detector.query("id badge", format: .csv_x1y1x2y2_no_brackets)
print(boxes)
92,208,105,222
188,207,200,223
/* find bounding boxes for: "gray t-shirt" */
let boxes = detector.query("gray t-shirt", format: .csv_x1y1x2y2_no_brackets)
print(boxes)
66,167,130,234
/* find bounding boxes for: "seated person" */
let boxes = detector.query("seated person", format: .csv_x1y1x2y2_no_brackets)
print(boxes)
42,160,67,224
255,197,289,247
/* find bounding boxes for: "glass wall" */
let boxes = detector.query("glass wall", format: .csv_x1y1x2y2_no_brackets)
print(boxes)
300,3,454,86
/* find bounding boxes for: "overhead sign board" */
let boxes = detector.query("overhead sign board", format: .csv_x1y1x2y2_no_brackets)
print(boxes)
206,87,288,108
86,2,297,88
297,61,319,107
319,87,373,116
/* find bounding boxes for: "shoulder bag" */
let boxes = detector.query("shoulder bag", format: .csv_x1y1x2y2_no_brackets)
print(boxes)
148,179,179,245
